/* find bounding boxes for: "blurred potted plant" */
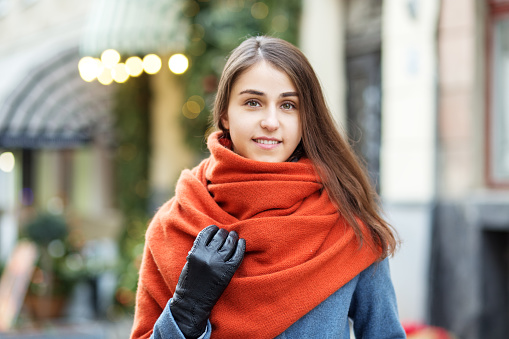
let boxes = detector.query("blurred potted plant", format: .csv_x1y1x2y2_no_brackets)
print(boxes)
21,212,82,320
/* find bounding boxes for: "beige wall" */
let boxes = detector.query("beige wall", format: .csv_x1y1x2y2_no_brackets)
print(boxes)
381,0,440,203
437,0,486,197
299,0,346,126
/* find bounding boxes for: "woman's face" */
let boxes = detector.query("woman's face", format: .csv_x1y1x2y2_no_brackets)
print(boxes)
222,61,302,163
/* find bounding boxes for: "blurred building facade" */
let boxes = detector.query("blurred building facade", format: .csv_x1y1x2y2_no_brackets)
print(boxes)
0,0,508,338
301,0,509,338
430,1,509,338
0,0,120,259
0,0,194,322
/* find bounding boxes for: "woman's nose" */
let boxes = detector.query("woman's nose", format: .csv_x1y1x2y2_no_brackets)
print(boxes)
260,109,279,131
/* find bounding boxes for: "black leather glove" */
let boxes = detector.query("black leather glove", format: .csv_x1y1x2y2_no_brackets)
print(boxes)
170,225,246,339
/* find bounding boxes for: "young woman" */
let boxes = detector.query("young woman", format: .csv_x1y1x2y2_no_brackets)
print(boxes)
130,36,405,339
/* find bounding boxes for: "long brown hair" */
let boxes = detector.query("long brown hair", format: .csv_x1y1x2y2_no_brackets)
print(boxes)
213,36,398,259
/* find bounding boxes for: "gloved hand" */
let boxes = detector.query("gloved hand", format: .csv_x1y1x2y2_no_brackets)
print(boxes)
170,225,246,339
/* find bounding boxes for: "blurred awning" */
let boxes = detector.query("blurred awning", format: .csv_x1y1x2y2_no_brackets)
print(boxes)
0,46,114,149
80,0,190,57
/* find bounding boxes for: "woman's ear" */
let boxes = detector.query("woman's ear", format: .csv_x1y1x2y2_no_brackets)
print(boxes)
221,112,229,130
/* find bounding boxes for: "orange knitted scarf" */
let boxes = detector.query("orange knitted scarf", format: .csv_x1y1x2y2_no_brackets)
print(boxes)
131,132,380,339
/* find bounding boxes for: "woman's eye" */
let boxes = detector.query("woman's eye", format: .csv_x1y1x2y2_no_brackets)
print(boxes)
281,102,295,110
246,100,260,107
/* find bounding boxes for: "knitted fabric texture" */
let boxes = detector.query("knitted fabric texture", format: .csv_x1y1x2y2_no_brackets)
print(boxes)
131,131,380,339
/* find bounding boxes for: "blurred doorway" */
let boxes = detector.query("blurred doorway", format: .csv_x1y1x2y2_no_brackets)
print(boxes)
345,0,382,192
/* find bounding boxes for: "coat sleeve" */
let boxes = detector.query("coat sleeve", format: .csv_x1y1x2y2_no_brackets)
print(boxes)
348,258,406,338
130,228,212,339
150,298,212,339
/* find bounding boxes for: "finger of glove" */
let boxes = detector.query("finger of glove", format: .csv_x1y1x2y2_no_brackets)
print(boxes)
207,228,228,250
192,225,219,250
218,231,239,261
228,238,246,270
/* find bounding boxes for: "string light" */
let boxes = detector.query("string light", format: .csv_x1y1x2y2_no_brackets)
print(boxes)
125,56,144,77
112,63,130,83
79,50,189,84
101,49,121,68
78,57,102,82
143,54,162,74
168,54,189,74
97,67,114,85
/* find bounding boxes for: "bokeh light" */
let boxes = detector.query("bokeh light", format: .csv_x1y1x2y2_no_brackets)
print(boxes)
183,0,200,17
112,63,130,83
189,95,205,111
272,14,289,32
182,95,205,119
0,152,15,172
78,57,102,82
125,56,144,77
251,2,269,19
101,49,121,68
226,0,244,12
191,24,205,41
168,53,189,74
48,239,66,258
97,67,114,85
143,54,162,74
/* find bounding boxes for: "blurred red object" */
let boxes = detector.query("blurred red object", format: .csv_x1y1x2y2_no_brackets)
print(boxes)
403,322,455,339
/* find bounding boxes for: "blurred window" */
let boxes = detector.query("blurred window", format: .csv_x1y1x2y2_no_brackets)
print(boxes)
491,17,509,182
489,0,509,185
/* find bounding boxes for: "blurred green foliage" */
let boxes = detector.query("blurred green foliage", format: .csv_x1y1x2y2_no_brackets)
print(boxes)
24,213,68,245
21,213,79,298
180,0,302,155
112,73,151,313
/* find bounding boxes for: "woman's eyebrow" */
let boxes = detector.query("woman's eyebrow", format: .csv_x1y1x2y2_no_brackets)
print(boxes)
239,89,299,98
281,92,298,98
239,89,264,96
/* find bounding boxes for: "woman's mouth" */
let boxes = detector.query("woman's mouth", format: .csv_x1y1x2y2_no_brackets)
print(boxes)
253,138,281,149
254,139,281,145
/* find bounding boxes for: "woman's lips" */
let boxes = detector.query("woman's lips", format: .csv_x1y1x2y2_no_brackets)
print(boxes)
253,138,281,149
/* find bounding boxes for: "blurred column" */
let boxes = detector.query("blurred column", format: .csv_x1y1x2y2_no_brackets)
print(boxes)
149,63,195,210
380,0,440,325
299,0,346,126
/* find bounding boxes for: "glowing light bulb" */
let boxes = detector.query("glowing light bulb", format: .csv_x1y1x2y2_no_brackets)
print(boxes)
0,152,15,172
101,49,121,68
143,54,162,74
169,54,189,74
112,63,129,83
125,56,144,77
